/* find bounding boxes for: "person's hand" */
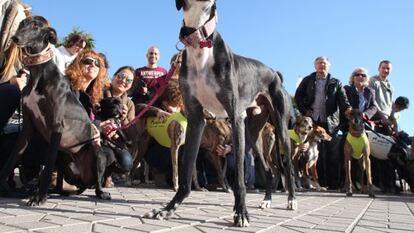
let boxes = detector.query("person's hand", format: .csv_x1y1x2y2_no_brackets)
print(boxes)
10,73,28,91
216,144,232,157
344,107,352,119
91,124,101,146
100,119,118,139
299,142,309,152
156,110,171,122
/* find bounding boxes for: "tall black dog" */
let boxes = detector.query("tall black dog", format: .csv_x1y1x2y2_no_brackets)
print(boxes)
145,0,295,227
0,18,110,205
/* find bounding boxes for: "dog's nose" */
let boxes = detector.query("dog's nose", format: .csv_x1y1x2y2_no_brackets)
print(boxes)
11,36,19,44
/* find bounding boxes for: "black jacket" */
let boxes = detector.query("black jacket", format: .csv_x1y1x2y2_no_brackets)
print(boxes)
294,72,351,134
344,85,377,119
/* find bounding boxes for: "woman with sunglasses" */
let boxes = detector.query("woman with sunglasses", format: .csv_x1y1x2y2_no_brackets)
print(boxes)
66,50,109,121
105,66,136,125
100,66,136,187
344,67,377,128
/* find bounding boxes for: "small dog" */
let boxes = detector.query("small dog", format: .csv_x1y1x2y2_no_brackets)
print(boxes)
288,116,314,189
299,125,332,191
0,18,110,205
199,118,232,192
344,109,374,197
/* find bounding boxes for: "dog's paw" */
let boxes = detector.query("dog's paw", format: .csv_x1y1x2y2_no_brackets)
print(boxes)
346,192,353,197
144,208,175,220
259,200,271,209
27,194,47,206
287,198,298,210
96,190,111,200
194,187,209,192
224,187,233,193
233,212,250,227
368,192,375,198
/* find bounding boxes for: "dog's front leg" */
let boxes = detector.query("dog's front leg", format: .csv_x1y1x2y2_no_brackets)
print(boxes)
28,132,61,206
230,116,249,227
170,145,180,192
363,146,375,198
344,142,353,197
145,104,205,220
94,145,111,200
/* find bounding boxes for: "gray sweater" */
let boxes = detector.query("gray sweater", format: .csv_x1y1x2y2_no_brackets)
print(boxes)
368,75,393,117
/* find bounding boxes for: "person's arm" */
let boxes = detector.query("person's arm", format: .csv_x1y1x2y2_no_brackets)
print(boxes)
363,87,378,120
294,78,312,116
337,81,352,116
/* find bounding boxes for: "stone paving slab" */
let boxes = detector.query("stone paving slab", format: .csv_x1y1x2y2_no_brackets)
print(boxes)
0,186,412,232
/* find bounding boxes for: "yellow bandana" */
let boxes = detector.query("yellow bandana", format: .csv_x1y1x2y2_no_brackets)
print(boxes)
288,129,303,145
346,133,369,160
147,112,187,148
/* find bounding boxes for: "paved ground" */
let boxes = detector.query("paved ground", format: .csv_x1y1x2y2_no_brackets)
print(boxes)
0,185,413,233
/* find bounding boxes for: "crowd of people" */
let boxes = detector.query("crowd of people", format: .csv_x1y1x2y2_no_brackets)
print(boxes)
0,0,412,196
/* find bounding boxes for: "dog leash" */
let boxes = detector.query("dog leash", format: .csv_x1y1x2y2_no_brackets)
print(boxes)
110,51,183,133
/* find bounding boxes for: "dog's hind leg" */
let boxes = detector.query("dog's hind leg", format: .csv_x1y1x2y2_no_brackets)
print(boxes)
269,79,296,210
144,102,205,220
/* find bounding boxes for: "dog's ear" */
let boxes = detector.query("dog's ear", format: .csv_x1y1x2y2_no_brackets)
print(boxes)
47,27,57,44
176,0,185,10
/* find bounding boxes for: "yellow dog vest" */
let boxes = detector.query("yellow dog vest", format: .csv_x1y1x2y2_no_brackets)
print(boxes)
146,112,187,148
346,133,369,160
288,129,303,145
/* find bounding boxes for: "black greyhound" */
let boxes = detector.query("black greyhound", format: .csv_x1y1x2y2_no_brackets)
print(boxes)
145,0,296,227
0,17,110,205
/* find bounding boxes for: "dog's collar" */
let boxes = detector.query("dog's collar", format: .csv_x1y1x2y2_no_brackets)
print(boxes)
179,14,217,49
22,43,54,66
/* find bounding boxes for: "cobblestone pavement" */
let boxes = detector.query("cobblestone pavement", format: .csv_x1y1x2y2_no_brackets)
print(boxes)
0,186,413,233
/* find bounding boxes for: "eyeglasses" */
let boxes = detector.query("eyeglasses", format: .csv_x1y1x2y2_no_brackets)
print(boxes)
81,58,100,68
117,73,134,84
354,73,367,77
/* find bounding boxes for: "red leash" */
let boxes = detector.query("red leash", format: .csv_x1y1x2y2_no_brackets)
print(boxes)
113,52,182,132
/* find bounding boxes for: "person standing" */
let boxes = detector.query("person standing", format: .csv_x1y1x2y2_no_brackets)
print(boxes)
129,46,167,104
369,60,393,124
343,67,377,128
295,56,351,190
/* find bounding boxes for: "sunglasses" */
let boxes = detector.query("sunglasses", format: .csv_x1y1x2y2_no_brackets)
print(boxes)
354,73,367,77
81,58,100,68
117,73,134,84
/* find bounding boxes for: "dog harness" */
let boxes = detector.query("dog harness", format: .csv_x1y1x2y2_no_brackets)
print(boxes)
146,112,187,148
346,133,369,160
288,129,303,145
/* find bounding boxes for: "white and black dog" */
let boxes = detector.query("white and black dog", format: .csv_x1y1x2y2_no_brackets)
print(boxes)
145,0,296,227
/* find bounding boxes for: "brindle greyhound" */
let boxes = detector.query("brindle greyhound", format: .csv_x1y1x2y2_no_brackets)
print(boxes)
145,0,296,227
0,17,111,205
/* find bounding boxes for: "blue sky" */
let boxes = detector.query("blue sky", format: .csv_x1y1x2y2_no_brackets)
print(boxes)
26,0,413,135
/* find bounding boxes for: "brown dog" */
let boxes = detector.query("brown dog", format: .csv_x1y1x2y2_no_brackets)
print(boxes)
289,116,314,189
299,125,331,190
344,109,374,197
200,118,232,192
